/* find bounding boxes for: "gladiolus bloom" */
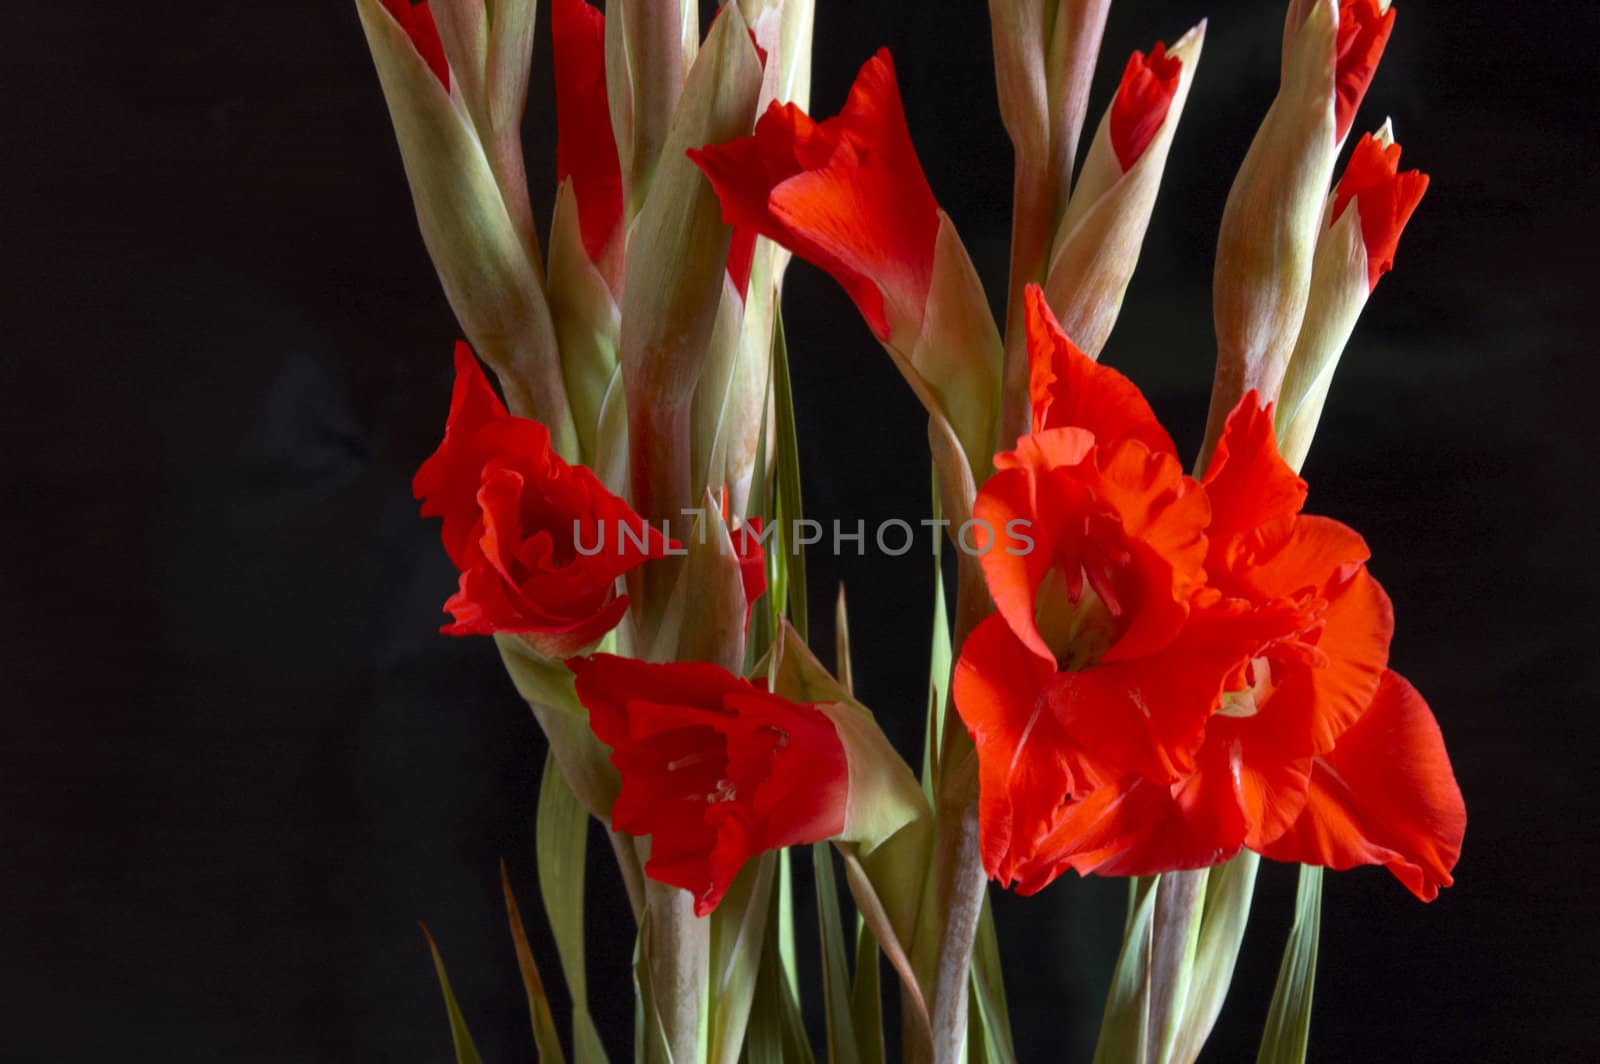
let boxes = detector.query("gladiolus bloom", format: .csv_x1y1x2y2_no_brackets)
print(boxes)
414,344,672,654
1334,0,1397,142
688,49,940,343
570,655,849,915
1332,131,1430,290
993,399,1462,898
380,0,448,89
552,0,623,265
955,290,1274,886
1109,43,1183,171
1024,400,1392,878
957,289,1460,895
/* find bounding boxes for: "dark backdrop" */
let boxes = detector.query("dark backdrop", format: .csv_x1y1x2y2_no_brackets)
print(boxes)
5,2,1596,1061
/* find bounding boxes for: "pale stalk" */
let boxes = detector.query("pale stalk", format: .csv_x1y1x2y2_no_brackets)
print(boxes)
918,546,993,1063
993,0,1112,450
644,879,711,1063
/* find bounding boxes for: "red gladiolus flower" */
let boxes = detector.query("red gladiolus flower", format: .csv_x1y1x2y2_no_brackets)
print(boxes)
1109,43,1183,171
955,290,1273,887
381,0,449,89
414,344,672,654
957,288,1460,895
552,0,623,265
1334,0,1396,142
1332,132,1430,290
688,49,940,343
1001,399,1456,896
1260,669,1465,901
570,654,849,915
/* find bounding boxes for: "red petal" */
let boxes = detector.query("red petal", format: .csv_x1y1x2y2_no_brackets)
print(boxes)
953,616,1076,886
553,0,624,264
1013,774,1242,892
413,344,524,566
1258,671,1465,900
1109,42,1182,172
1201,394,1307,548
689,50,940,342
731,516,767,625
1334,0,1396,143
1023,285,1176,455
726,224,758,301
1332,132,1430,291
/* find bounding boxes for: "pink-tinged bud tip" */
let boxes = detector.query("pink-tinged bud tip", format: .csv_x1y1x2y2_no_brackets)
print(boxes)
1335,0,1397,142
1110,42,1182,172
1332,132,1429,291
380,0,449,89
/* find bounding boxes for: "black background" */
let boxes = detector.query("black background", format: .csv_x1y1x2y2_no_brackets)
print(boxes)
5,1,1597,1060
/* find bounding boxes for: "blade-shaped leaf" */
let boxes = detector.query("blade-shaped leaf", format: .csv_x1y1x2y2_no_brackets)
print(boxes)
771,308,808,640
1257,865,1323,1064
708,853,776,1064
814,842,863,1064
1093,875,1159,1064
419,924,486,1064
850,914,886,1064
778,845,799,999
839,847,930,1048
743,854,815,1064
835,585,854,697
537,749,609,1063
968,895,1016,1064
1172,851,1260,1062
501,861,567,1063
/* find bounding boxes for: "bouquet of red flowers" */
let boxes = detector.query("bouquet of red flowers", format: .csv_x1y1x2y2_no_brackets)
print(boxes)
357,0,1464,1059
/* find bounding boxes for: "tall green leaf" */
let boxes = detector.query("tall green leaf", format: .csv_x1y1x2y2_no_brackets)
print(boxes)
835,585,854,696
771,308,808,640
968,895,1017,1064
778,847,799,999
709,854,777,1064
1171,852,1260,1062
743,855,816,1064
1093,876,1159,1064
1257,865,1323,1064
537,750,608,1063
419,925,485,1064
850,915,886,1064
814,842,862,1064
501,862,567,1063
